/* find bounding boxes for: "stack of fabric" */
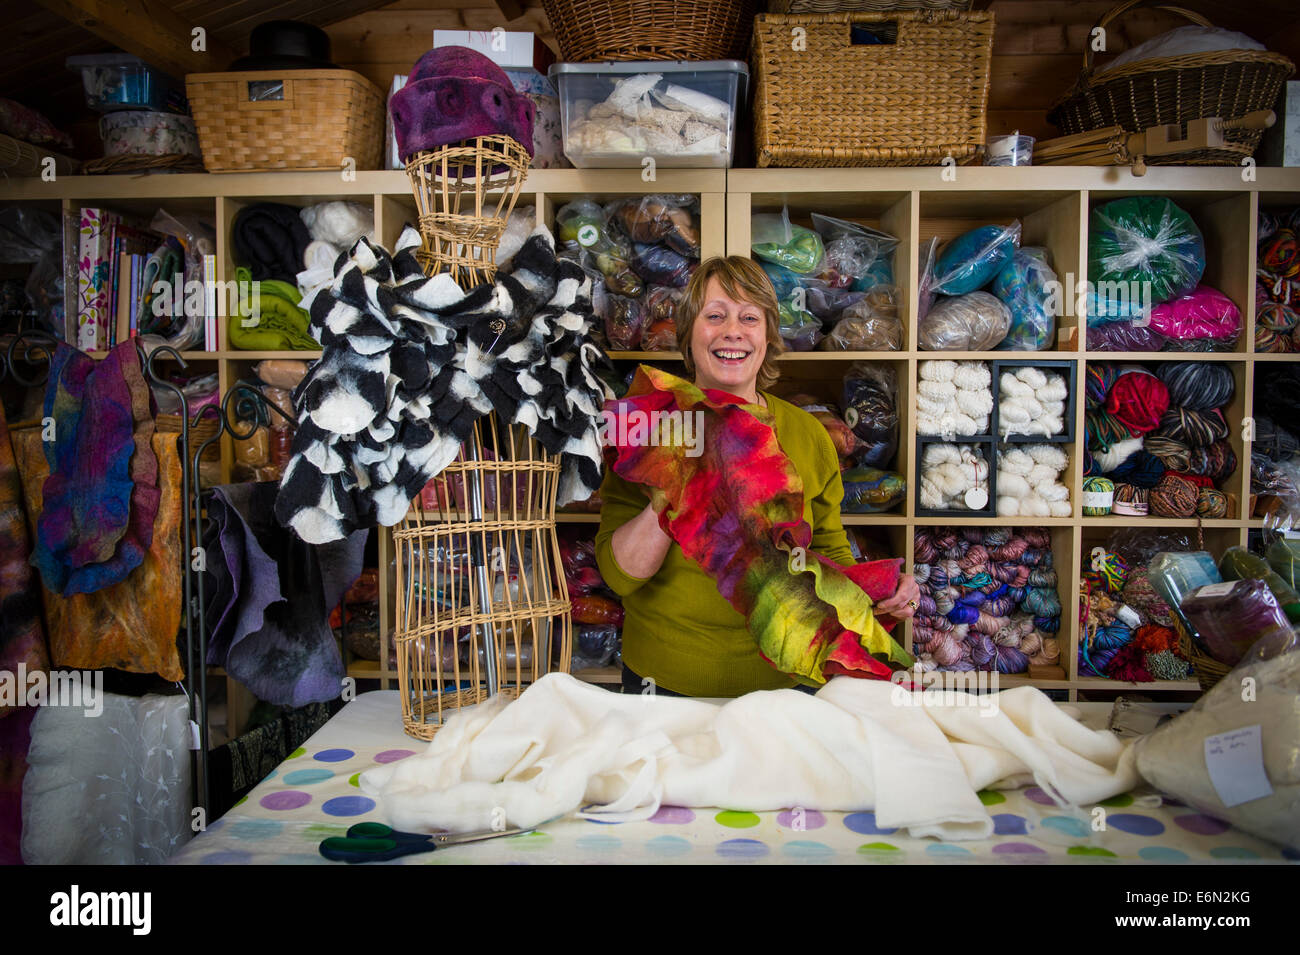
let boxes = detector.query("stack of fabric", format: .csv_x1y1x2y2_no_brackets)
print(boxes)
912,526,1061,674
1083,362,1236,519
1254,208,1300,353
275,224,611,545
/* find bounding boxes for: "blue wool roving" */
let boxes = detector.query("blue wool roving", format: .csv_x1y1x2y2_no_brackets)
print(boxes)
933,223,1019,295
992,247,1057,350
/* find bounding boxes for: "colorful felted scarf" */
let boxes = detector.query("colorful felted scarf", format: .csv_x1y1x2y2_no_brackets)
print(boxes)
13,429,183,681
603,366,913,684
34,340,159,595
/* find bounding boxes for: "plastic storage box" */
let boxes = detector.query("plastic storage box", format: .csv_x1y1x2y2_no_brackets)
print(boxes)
66,54,187,113
548,60,747,168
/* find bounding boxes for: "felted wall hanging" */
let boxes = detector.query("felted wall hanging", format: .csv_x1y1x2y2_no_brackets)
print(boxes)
603,365,913,684
13,429,183,681
275,224,611,545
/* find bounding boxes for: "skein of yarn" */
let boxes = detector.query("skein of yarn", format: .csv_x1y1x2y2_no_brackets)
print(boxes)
1195,487,1229,518
1148,473,1199,518
1112,483,1148,515
1156,361,1234,411
1081,476,1114,515
1106,371,1170,434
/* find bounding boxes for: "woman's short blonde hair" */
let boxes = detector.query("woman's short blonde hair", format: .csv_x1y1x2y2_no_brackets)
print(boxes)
676,256,784,391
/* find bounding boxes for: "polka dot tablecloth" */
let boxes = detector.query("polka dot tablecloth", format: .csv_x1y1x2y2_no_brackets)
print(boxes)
168,693,1297,866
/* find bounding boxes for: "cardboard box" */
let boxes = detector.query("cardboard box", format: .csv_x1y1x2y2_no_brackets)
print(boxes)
1260,81,1300,166
432,30,555,74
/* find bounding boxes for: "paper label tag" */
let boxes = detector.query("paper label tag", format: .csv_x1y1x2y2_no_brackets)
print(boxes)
189,720,201,751
964,487,988,510
1195,581,1236,598
577,224,599,247
1204,725,1273,808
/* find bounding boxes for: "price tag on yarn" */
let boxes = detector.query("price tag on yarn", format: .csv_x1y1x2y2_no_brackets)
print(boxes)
189,720,201,751
1204,725,1273,807
964,487,988,510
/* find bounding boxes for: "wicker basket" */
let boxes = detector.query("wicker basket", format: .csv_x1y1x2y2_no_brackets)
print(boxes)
752,11,994,167
1046,0,1294,166
1175,617,1231,693
769,0,970,11
186,70,384,172
541,0,756,62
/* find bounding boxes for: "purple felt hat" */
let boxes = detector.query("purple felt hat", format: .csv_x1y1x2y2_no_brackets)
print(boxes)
390,47,535,162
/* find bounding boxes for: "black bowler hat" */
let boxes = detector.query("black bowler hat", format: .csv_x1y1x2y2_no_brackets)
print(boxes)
229,20,338,71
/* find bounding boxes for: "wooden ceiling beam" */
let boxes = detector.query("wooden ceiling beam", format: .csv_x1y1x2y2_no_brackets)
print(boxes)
33,0,237,78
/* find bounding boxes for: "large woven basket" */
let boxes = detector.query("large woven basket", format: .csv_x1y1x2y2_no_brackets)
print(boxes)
752,11,994,167
768,0,970,11
1046,0,1294,166
541,0,756,61
186,70,384,172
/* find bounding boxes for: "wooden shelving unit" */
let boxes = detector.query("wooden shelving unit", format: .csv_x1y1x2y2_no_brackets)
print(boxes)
3,165,1296,715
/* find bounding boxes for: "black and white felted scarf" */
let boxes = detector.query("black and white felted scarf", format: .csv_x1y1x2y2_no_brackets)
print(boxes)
275,225,612,545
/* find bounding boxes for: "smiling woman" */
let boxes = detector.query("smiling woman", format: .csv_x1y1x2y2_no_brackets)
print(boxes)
594,256,919,698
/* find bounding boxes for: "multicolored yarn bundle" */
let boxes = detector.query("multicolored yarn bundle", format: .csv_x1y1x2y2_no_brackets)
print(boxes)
1086,361,1237,508
1258,212,1300,351
1121,568,1176,627
1085,546,1130,594
1195,487,1229,518
912,526,1060,674
1149,472,1199,518
1081,476,1114,515
1112,482,1148,515
1078,577,1188,680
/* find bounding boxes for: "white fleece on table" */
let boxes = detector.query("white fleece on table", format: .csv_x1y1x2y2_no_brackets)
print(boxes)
360,673,1138,841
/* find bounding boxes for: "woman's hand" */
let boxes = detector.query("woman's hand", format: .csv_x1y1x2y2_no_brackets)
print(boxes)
874,573,921,619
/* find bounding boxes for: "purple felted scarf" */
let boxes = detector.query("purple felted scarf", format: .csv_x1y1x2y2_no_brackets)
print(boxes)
33,341,158,596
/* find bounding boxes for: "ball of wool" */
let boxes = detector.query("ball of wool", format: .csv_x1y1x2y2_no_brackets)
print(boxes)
1086,410,1132,453
1112,483,1149,515
1151,406,1229,447
1106,371,1170,434
1028,444,1069,469
1259,227,1300,277
1084,364,1119,409
995,645,1030,674
1131,623,1180,655
1156,361,1234,411
1258,302,1300,332
1148,473,1198,517
1259,210,1280,243
1168,471,1215,489
918,379,958,403
1082,476,1115,515
954,361,991,390
1093,435,1143,473
1142,434,1191,472
1015,366,1048,390
1107,449,1166,488
1188,441,1236,484
1086,547,1130,594
1255,327,1292,353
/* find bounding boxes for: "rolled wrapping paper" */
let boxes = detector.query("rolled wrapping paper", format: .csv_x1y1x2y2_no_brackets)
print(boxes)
1111,483,1148,515
1181,579,1293,666
1081,476,1114,515
1218,546,1300,622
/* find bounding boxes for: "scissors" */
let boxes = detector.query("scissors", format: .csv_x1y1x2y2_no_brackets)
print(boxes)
319,822,534,864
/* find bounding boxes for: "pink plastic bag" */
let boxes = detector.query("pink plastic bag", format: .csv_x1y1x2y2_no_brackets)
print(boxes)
1148,285,1241,341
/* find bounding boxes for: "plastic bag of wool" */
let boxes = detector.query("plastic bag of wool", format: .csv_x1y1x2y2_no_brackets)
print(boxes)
1135,644,1300,851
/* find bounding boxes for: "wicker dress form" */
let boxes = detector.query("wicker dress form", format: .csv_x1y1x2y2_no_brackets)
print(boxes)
395,135,573,739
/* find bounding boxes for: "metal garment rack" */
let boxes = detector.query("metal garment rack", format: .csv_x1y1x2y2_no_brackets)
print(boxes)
1,330,208,815
184,378,296,814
